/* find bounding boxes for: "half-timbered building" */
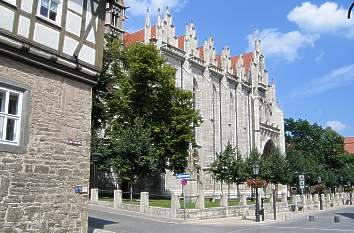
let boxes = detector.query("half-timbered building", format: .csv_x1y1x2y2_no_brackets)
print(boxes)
0,0,108,232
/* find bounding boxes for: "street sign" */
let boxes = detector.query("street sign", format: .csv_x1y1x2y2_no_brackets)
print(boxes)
299,175,305,181
299,180,305,186
181,179,188,186
176,173,191,180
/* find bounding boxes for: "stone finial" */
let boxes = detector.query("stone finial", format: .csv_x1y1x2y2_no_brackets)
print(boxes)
144,8,151,43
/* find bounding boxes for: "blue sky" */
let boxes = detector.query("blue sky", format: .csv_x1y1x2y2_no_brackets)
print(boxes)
125,0,354,137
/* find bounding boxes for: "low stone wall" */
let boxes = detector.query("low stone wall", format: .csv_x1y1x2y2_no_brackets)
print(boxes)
92,190,353,220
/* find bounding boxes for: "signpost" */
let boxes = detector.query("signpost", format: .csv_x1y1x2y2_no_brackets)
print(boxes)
176,174,190,220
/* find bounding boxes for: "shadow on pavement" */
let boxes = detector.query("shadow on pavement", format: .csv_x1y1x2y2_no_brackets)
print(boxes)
335,213,354,220
88,216,118,233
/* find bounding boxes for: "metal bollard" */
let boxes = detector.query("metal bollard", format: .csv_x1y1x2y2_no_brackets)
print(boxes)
309,215,315,222
334,215,340,223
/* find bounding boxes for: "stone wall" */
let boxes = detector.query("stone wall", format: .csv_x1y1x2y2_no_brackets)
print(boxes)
0,54,92,233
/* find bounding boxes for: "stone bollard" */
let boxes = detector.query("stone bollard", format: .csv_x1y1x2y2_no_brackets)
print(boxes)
196,192,205,209
282,192,288,206
334,215,340,223
309,215,315,222
91,188,98,202
220,193,228,207
241,194,247,206
140,192,149,213
113,190,122,208
170,192,180,218
307,194,313,204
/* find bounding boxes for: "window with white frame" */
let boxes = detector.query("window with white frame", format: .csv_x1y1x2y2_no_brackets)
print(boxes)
39,0,60,22
0,87,23,145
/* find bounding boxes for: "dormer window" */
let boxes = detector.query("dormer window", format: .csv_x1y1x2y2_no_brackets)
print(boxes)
39,0,59,22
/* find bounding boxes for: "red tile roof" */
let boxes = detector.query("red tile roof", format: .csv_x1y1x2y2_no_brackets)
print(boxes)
231,56,239,74
345,137,354,154
124,29,144,46
123,26,157,46
215,55,221,68
198,47,204,60
178,36,185,50
243,52,253,74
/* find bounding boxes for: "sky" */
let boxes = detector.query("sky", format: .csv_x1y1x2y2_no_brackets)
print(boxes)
124,0,354,137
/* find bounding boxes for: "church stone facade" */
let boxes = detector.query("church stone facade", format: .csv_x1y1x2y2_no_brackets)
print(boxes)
0,0,107,232
124,9,285,195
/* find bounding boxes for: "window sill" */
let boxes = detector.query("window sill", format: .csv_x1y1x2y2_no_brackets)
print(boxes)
36,15,62,30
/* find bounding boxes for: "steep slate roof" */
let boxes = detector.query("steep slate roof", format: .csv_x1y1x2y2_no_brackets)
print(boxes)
345,137,354,154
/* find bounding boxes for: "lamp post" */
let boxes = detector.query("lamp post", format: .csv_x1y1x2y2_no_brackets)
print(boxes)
318,176,323,210
253,161,260,222
91,152,100,189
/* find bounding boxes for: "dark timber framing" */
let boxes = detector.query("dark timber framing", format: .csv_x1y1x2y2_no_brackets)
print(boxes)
0,0,106,73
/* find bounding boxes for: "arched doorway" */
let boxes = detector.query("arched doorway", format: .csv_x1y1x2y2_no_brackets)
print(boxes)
263,139,276,157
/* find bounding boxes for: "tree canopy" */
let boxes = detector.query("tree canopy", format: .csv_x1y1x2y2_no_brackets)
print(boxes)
91,38,202,186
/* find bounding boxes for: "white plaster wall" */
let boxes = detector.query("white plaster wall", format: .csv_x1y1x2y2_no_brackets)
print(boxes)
63,36,79,56
68,0,84,14
0,6,14,32
34,23,60,50
79,44,96,65
66,11,82,36
21,0,33,13
18,16,30,38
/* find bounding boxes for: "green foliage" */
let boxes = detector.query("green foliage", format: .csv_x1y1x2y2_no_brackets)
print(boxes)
92,38,202,185
261,148,289,185
285,118,353,188
210,142,235,187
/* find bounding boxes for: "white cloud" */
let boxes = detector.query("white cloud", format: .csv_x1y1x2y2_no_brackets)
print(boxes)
288,2,354,37
125,0,187,17
247,29,317,61
288,64,354,99
326,120,347,132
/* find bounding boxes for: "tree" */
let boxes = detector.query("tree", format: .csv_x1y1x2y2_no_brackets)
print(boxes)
210,141,236,194
261,148,289,194
91,38,202,190
231,149,247,198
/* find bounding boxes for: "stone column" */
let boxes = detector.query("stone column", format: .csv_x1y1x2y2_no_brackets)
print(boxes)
241,194,247,206
113,190,122,208
282,192,288,208
330,193,335,201
313,194,319,203
171,192,180,218
325,193,331,208
220,193,228,207
321,194,326,209
196,192,205,209
91,188,98,202
140,192,149,213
